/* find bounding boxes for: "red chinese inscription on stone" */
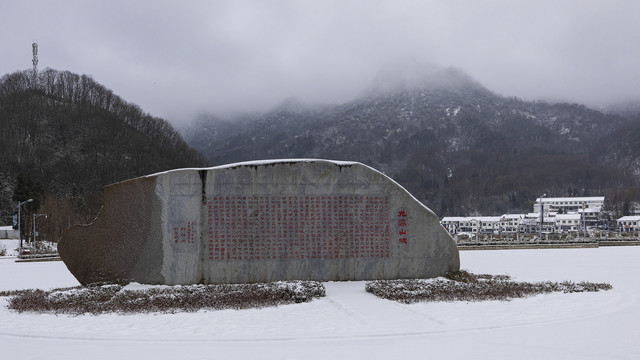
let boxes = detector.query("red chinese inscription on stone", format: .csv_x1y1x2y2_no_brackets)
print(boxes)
173,221,196,244
207,195,390,261
398,210,408,244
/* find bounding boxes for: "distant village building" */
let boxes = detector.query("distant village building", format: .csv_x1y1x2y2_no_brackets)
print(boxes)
499,214,524,233
555,214,581,232
533,196,604,229
475,217,498,234
533,196,604,215
521,213,539,233
441,216,501,234
441,196,610,236
441,196,640,236
617,216,640,232
0,226,19,239
442,215,524,235
440,217,466,234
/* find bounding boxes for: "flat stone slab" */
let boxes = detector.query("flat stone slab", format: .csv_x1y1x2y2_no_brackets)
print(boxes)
59,159,459,285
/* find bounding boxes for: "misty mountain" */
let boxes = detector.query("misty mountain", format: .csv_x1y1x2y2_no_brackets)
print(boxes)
603,99,640,120
184,66,638,217
0,69,207,237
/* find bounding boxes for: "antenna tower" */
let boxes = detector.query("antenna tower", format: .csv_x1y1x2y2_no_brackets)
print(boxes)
32,42,39,79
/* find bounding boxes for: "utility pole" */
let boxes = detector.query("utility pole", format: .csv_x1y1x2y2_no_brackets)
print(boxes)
17,199,33,257
583,202,587,239
539,194,546,242
33,213,47,253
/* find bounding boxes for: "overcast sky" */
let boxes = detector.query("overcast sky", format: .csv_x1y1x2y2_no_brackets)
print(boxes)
2,0,640,124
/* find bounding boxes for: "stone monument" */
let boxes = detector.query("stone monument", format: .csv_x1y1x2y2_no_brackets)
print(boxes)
58,159,459,285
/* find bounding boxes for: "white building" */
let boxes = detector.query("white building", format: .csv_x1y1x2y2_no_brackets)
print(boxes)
499,214,525,233
522,213,539,232
440,195,607,236
440,217,466,234
514,213,557,233
555,214,581,232
441,216,510,234
0,225,19,239
533,196,604,215
617,216,640,232
477,216,501,234
441,217,484,234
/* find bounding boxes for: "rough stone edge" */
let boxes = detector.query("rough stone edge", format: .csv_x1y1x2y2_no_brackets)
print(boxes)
60,159,460,285
122,159,442,219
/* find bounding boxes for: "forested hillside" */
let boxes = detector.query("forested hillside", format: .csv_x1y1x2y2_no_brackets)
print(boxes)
185,68,640,217
0,69,207,241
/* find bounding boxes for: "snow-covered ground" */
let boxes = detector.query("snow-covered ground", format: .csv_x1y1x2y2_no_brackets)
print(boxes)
0,239,19,256
0,247,638,360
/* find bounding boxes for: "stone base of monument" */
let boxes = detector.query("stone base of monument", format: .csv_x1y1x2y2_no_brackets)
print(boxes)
58,159,459,285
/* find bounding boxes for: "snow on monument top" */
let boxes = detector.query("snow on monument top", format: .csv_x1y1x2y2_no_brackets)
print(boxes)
143,159,363,179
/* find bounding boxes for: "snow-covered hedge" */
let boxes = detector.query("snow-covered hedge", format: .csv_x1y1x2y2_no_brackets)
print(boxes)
2,280,325,315
365,271,612,303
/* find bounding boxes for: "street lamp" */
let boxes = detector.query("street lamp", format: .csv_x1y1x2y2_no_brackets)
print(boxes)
539,193,547,242
17,198,33,257
33,213,47,254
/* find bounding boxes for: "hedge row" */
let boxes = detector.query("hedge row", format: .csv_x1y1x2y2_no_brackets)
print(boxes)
2,280,325,315
365,270,612,303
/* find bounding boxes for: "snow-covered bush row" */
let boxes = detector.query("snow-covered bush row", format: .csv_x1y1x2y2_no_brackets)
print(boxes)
365,270,612,303
2,280,325,315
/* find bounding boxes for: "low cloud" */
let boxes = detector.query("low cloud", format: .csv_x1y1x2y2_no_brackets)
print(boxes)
2,0,639,124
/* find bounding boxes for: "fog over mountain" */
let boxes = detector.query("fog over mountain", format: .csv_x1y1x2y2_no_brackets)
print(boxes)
2,1,640,124
184,66,640,217
2,1,640,228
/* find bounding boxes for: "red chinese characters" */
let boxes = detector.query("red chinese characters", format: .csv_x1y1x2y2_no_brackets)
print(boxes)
398,210,408,244
205,195,390,261
173,221,196,244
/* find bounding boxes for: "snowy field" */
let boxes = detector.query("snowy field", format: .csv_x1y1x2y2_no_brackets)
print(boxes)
0,239,19,256
0,246,638,360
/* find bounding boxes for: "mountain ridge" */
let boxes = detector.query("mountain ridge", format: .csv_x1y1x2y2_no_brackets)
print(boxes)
0,68,207,239
184,67,638,217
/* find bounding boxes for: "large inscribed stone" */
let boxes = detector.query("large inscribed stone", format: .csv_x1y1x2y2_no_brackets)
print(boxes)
59,160,459,285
